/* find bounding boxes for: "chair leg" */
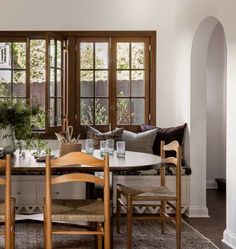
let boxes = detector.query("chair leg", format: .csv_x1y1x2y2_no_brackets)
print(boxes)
10,223,15,249
11,214,15,249
44,210,52,249
97,222,103,249
116,190,121,234
10,207,15,249
160,200,165,234
176,200,181,249
127,195,133,249
44,214,47,249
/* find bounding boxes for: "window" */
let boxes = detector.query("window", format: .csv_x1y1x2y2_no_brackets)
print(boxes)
0,31,156,137
114,38,148,126
48,36,63,129
75,33,155,133
0,41,27,102
77,38,109,126
0,35,64,134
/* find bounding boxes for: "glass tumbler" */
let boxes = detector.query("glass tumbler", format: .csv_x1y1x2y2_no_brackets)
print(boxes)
100,140,107,156
116,141,125,158
85,138,94,154
106,139,114,155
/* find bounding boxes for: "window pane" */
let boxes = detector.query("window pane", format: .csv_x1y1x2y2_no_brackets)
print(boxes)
13,98,26,104
117,43,129,69
131,99,144,124
13,42,26,69
13,71,26,97
30,39,46,130
57,69,62,97
95,43,108,69
95,98,108,125
30,39,45,80
80,43,93,69
57,98,62,125
31,88,45,108
31,68,45,83
117,71,130,97
80,99,94,125
117,98,130,125
131,42,144,69
50,39,55,67
95,71,108,97
131,71,144,97
0,42,11,68
80,71,93,97
50,69,55,97
57,40,62,68
31,105,45,130
50,98,55,126
0,70,11,97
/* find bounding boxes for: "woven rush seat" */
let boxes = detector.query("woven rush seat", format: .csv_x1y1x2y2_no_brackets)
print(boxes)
0,199,15,222
116,184,176,201
51,199,104,223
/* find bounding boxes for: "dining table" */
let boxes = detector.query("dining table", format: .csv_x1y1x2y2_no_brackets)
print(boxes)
9,149,162,174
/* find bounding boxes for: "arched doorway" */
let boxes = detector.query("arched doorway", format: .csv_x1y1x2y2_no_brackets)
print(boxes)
187,17,227,217
206,23,226,190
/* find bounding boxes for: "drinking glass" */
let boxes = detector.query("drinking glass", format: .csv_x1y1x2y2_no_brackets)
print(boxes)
106,139,114,155
116,141,125,158
85,139,94,154
100,140,107,156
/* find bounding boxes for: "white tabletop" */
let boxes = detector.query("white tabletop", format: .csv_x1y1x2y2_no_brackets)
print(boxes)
9,149,161,173
93,150,161,171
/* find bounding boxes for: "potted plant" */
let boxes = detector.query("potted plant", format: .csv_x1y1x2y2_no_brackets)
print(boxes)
0,99,39,154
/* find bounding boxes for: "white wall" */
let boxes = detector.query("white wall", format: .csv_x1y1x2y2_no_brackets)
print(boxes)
206,24,226,188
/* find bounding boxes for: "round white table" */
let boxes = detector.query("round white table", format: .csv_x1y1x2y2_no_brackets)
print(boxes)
10,150,161,174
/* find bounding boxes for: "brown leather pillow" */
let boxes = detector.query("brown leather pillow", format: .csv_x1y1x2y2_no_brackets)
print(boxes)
141,123,187,158
86,126,124,149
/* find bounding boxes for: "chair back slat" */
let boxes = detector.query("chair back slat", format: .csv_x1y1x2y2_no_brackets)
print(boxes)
163,140,179,152
164,157,177,165
52,173,104,185
0,160,6,168
50,152,104,168
0,178,6,185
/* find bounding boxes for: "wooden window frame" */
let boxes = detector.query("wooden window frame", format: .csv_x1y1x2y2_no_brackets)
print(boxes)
0,31,156,138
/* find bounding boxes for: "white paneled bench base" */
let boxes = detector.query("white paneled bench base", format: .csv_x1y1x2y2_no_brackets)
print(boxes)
0,176,85,214
113,175,190,214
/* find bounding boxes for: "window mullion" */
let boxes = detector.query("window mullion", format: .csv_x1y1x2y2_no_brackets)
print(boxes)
26,38,30,105
10,43,13,98
93,42,96,125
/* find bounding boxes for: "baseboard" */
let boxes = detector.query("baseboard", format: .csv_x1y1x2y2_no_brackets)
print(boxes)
206,179,217,189
185,205,209,217
222,229,236,249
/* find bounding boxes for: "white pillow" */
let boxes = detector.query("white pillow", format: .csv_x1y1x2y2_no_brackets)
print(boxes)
121,129,158,154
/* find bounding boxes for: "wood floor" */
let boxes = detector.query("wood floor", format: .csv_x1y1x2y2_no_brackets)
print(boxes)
184,189,226,248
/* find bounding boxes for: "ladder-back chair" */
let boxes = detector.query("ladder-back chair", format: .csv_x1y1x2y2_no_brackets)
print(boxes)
44,151,110,249
0,155,15,249
116,140,182,249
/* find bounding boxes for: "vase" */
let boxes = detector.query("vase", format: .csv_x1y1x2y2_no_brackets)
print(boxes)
0,124,16,154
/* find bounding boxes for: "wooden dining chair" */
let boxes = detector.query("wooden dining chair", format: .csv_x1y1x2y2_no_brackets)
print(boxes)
116,140,182,249
44,151,110,249
0,155,15,249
